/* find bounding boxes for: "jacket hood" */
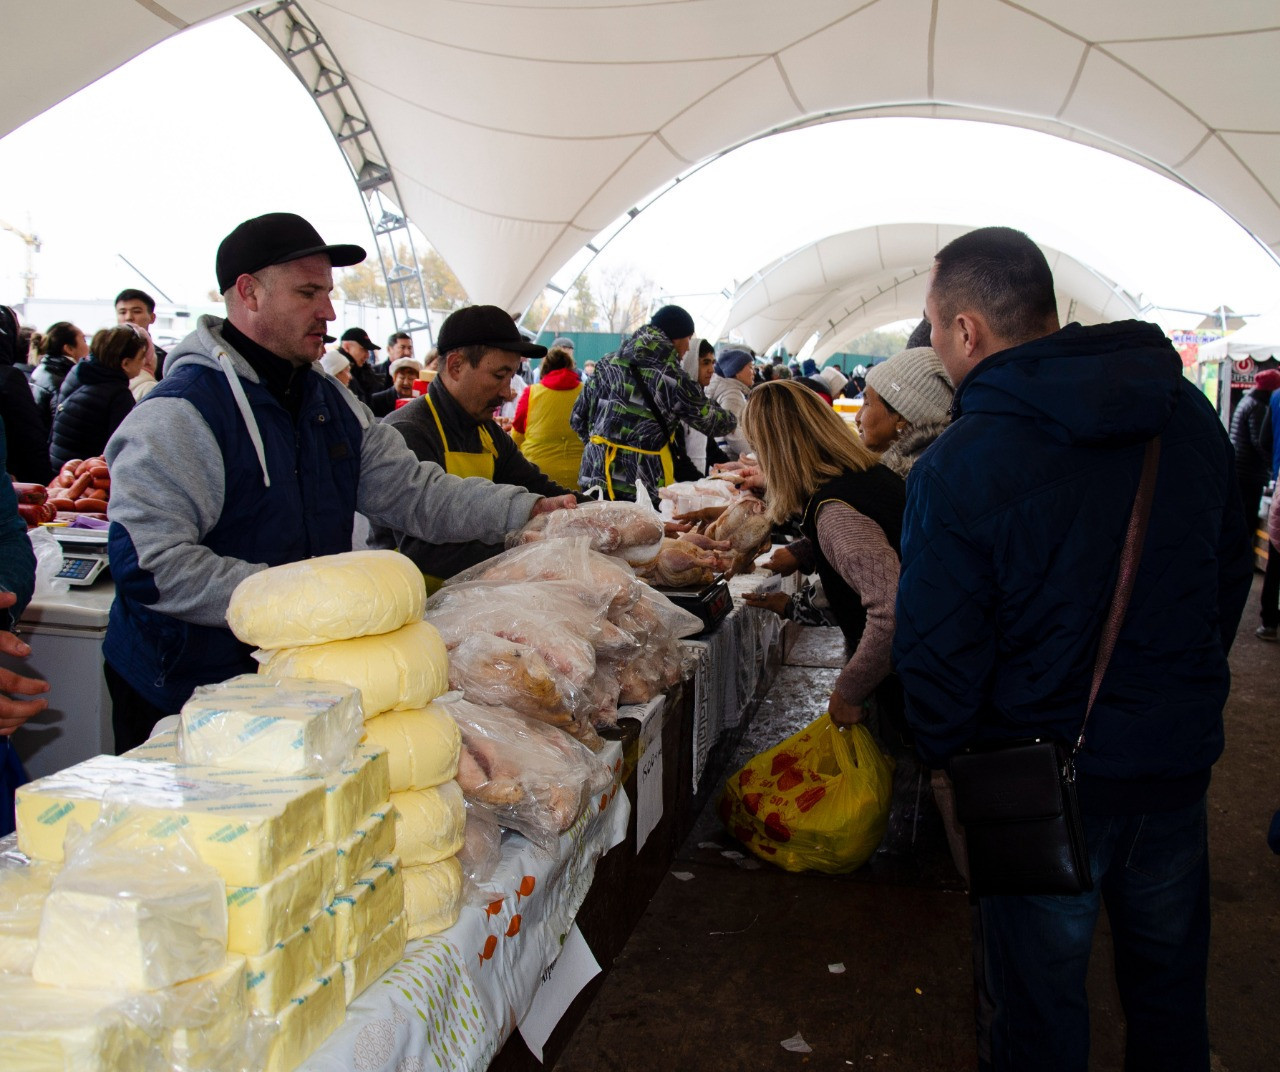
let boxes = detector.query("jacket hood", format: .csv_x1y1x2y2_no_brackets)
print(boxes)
707,375,749,402
539,367,580,390
62,357,127,390
954,320,1182,446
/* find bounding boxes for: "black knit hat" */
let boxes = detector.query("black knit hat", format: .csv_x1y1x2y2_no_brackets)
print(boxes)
649,304,695,341
216,212,365,293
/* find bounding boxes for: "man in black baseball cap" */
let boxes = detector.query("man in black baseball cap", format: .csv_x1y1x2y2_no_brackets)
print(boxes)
339,327,383,405
371,304,578,589
100,221,576,751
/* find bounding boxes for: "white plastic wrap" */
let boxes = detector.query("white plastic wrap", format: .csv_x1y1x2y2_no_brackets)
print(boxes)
33,809,228,992
178,675,364,776
515,498,665,561
227,549,426,649
0,846,55,975
28,525,70,598
457,800,502,898
444,697,614,851
426,602,598,689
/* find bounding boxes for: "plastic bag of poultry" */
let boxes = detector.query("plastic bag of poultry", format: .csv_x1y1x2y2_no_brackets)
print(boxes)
445,537,646,614
630,535,736,588
457,800,503,901
514,499,665,565
442,697,615,853
446,632,603,751
426,602,598,688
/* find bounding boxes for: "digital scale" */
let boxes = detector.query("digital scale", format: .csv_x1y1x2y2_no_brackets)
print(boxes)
50,526,110,586
661,576,732,634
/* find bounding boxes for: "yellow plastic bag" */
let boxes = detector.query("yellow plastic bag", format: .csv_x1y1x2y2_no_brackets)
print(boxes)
718,714,894,874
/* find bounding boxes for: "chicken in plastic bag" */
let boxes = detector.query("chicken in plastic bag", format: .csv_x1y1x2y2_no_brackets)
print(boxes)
426,603,598,689
457,799,502,901
514,499,665,564
443,697,614,852
32,807,228,992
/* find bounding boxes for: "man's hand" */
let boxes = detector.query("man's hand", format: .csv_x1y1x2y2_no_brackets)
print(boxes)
530,494,577,517
762,546,800,576
0,596,49,735
742,591,790,616
827,690,867,727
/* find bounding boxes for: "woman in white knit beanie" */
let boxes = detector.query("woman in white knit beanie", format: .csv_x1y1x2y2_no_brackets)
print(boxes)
857,346,954,477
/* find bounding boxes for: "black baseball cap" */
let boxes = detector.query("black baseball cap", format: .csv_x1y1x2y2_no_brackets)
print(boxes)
437,305,547,358
216,212,365,293
340,327,380,351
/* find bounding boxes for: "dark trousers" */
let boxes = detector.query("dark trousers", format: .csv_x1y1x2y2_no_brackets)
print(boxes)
1262,541,1280,629
1239,477,1264,538
104,661,169,755
978,797,1210,1072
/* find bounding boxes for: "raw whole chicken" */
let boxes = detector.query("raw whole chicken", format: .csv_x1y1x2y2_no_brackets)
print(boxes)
452,538,644,613
704,496,772,573
631,537,732,588
517,500,664,557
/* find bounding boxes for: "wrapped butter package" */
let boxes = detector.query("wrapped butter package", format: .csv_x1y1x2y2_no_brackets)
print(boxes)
16,755,325,886
329,857,403,961
227,549,426,650
403,856,464,939
0,849,56,975
245,908,335,1016
362,702,460,792
392,780,465,866
336,805,397,893
259,619,449,718
178,675,363,776
33,811,228,991
0,974,160,1071
324,746,390,842
264,965,347,1072
343,911,407,1004
162,954,249,1070
226,843,335,956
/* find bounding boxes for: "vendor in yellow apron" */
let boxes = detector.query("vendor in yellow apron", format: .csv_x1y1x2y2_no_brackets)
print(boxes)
588,433,675,500
420,392,498,593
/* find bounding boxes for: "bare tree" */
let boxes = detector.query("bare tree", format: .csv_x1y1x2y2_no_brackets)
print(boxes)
594,263,653,333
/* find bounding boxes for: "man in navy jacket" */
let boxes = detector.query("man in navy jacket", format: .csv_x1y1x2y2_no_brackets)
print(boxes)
894,226,1253,1072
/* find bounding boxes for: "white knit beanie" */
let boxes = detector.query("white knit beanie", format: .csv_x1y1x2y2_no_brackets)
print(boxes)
864,347,954,427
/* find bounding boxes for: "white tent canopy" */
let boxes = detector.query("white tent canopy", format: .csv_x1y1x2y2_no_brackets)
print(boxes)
7,1,1279,312
724,223,1143,359
1197,314,1280,364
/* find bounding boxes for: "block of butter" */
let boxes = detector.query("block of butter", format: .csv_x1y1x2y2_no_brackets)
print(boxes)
246,908,335,1016
336,805,397,893
0,975,154,1071
329,856,403,961
392,780,465,866
403,856,464,939
226,842,336,956
343,911,407,1005
33,859,228,991
178,674,363,775
0,856,56,975
164,954,248,1070
363,702,460,792
324,746,391,841
259,619,449,718
265,965,347,1072
16,755,326,887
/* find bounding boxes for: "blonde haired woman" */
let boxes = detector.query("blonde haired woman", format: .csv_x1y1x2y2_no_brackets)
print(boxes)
742,380,905,726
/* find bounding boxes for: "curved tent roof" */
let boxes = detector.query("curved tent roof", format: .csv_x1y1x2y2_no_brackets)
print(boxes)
725,224,1143,360
7,1,1279,311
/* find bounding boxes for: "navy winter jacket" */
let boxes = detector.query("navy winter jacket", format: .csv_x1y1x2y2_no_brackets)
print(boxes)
48,358,134,471
894,321,1254,812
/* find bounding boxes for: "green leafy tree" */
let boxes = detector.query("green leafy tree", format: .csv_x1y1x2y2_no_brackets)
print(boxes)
568,274,599,331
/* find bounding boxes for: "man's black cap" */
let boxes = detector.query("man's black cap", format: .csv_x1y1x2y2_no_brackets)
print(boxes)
340,327,380,351
216,212,365,293
437,305,547,358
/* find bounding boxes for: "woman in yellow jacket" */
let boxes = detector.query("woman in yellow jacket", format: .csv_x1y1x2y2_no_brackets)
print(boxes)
511,347,584,490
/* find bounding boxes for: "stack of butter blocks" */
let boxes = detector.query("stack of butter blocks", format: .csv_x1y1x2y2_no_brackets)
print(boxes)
228,549,467,946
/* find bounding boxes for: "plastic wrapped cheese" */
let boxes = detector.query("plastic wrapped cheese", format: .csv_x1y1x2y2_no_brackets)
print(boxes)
264,965,347,1072
245,908,335,1016
227,549,426,650
259,620,449,718
328,857,403,961
162,955,248,1070
178,675,363,775
226,843,336,956
362,702,460,792
0,975,156,1070
336,805,397,893
324,747,391,841
391,781,465,866
402,856,464,939
16,756,326,887
0,852,56,975
342,912,407,1005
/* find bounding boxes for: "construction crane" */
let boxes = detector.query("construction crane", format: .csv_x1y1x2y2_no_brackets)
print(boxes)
0,217,41,299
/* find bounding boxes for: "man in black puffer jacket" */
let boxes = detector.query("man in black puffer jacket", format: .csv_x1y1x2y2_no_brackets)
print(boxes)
895,227,1253,1072
1228,370,1276,535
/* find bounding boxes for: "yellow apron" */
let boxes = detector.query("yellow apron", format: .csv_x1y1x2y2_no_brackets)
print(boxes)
588,434,674,501
420,393,497,593
520,381,584,489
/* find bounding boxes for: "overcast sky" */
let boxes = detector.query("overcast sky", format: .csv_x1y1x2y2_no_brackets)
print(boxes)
2,16,1277,338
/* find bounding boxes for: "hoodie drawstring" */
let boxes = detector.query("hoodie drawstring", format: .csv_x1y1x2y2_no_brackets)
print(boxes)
216,351,272,488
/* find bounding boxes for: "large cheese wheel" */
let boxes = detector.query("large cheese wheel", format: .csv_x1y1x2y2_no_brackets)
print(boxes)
259,620,448,718
391,781,465,866
402,857,463,939
362,704,460,792
227,551,426,650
